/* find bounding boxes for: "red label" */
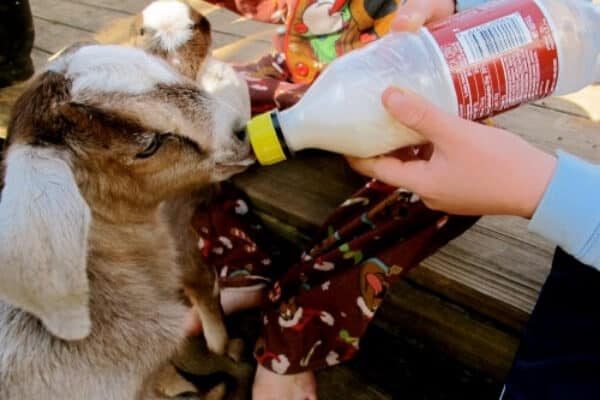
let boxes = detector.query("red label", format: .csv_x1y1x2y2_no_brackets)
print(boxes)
428,0,558,120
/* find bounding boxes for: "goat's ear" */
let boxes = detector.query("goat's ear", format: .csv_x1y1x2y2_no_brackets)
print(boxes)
0,145,91,340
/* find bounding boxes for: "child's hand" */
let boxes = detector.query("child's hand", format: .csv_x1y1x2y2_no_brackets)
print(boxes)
391,0,455,31
252,365,317,400
347,88,557,218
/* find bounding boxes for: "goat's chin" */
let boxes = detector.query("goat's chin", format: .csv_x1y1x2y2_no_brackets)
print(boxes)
211,150,255,181
211,164,251,182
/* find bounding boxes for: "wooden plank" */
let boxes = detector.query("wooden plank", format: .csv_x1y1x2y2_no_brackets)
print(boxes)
347,325,503,399
95,17,271,62
32,0,273,43
31,0,120,33
211,31,273,59
0,48,51,138
63,0,146,14
0,83,26,139
31,48,52,72
33,18,93,54
0,51,50,139
213,37,272,62
494,103,600,162
317,365,391,400
32,10,270,64
556,84,599,121
64,0,238,18
233,103,600,331
533,84,600,120
233,154,361,230
192,3,277,41
317,281,516,389
412,219,554,330
374,280,519,381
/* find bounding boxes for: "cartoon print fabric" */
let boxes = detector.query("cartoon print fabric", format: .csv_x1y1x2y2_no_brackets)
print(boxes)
208,0,403,111
283,0,402,83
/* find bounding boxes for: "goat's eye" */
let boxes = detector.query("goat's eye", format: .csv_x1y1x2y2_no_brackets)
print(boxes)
136,134,165,159
139,27,145,36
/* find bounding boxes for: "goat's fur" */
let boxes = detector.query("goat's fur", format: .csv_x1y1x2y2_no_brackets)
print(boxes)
0,44,252,399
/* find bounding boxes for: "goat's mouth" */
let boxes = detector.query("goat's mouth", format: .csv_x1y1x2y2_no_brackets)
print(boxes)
215,153,255,174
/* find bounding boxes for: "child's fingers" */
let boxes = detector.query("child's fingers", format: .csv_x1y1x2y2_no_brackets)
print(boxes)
381,87,470,145
347,155,428,192
391,0,455,31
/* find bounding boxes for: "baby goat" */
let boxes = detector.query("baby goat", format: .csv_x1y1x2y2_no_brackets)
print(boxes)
0,44,252,399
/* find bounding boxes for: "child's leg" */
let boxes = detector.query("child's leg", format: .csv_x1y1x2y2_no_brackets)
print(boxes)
189,183,298,315
189,180,475,400
251,184,475,399
254,179,477,374
502,248,600,399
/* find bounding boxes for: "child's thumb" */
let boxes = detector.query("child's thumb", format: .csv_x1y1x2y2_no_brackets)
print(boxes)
382,87,461,145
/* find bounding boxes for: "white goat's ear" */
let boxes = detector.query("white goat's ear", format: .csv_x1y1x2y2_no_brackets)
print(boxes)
0,145,91,340
199,57,251,122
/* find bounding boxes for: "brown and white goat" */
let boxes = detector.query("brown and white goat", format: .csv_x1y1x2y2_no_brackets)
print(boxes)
129,0,251,123
0,44,252,399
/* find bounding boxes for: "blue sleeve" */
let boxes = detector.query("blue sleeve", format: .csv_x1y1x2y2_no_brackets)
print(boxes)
528,150,600,270
455,0,489,12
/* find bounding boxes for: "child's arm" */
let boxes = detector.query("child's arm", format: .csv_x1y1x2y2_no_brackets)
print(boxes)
528,152,600,269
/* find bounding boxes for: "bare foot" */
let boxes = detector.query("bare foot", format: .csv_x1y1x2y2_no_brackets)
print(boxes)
184,286,267,337
220,286,268,315
252,364,317,400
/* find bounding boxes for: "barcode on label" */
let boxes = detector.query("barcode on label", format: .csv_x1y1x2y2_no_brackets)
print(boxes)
456,13,533,64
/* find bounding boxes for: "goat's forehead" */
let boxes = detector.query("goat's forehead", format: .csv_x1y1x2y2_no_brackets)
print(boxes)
47,45,184,95
71,85,212,144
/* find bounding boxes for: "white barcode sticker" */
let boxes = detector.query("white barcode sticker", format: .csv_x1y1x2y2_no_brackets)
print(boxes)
456,12,533,64
430,0,558,120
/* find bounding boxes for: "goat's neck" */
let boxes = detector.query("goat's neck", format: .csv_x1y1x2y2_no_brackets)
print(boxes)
87,202,177,264
88,198,163,225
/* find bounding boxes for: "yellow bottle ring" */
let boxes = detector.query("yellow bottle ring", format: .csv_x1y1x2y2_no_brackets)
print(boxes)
247,111,288,166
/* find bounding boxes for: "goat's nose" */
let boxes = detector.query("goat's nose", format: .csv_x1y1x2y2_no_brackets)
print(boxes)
234,128,247,142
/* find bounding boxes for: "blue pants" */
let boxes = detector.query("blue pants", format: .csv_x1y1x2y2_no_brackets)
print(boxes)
503,248,600,399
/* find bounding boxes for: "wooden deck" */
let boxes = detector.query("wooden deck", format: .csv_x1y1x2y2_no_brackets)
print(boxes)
1,0,599,398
